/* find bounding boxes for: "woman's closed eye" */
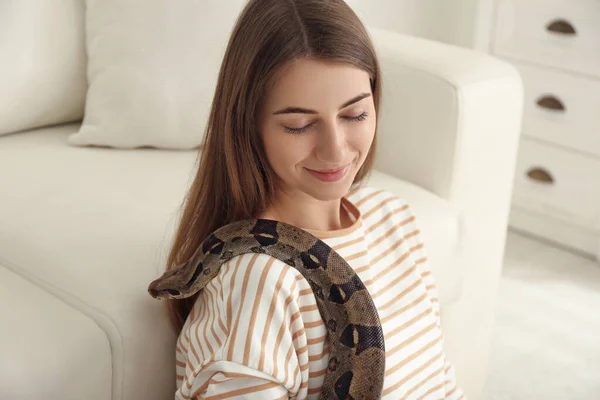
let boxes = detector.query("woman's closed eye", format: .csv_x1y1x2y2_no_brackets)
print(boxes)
283,112,369,134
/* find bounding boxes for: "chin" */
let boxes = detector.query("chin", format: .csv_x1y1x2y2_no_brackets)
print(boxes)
303,180,353,202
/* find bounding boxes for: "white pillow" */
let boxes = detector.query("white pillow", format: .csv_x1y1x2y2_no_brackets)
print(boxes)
0,1,86,136
69,0,247,149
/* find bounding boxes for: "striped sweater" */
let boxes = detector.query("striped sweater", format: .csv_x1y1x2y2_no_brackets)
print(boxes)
174,186,466,399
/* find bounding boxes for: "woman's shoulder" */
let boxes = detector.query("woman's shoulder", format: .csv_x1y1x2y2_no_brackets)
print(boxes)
347,185,412,219
215,252,304,285
190,253,307,309
345,185,426,244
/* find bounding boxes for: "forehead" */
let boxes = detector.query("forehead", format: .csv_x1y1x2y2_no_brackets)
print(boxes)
264,58,372,110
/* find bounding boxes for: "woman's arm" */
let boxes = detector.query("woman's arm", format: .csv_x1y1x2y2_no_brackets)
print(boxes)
175,253,312,400
404,203,467,400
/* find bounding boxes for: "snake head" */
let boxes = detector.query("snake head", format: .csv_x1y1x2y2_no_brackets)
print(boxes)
148,287,181,299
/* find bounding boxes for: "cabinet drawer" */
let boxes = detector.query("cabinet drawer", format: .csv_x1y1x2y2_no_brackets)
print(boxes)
493,0,600,77
509,62,600,158
512,137,600,230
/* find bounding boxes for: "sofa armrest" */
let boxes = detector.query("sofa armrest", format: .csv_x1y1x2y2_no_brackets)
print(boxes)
369,28,524,400
369,28,523,203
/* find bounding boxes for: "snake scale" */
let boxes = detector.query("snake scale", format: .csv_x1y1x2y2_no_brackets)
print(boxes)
148,218,386,399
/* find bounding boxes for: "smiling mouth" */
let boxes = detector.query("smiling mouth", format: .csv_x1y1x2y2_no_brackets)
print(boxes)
307,165,348,173
304,164,351,183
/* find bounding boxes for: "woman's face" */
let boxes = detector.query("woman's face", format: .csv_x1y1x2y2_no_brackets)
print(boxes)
258,58,377,202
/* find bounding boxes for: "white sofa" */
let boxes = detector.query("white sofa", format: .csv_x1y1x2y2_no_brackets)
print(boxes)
0,5,523,400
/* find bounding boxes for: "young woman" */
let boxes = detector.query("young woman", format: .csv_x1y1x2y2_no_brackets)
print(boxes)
161,0,465,398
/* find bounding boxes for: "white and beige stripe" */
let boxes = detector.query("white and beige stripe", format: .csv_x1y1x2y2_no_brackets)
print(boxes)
175,186,465,400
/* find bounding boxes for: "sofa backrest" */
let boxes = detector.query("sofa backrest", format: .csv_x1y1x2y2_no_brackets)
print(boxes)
0,0,87,136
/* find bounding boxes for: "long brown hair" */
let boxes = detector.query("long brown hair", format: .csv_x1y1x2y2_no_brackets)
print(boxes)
163,0,383,335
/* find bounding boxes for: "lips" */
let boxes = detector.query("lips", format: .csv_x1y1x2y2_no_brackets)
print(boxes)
306,164,349,182
313,166,346,173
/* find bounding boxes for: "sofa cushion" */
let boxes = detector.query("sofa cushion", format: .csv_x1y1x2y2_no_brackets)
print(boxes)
0,264,112,400
0,0,86,136
68,0,246,149
0,122,463,400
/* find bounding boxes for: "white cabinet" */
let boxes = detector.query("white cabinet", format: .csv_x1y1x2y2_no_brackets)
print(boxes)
480,0,600,260
493,0,600,77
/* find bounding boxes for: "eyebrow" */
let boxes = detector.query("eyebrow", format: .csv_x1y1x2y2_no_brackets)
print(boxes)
272,92,371,115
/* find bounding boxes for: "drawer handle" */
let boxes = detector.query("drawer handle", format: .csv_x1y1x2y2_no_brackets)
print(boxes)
527,167,555,184
536,95,566,112
546,19,577,36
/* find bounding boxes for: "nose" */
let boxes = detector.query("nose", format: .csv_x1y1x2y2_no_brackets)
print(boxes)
315,122,348,165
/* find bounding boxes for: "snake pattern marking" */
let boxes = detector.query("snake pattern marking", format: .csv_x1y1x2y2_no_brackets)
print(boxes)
148,218,386,399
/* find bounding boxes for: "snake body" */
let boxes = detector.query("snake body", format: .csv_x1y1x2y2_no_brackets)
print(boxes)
148,219,385,399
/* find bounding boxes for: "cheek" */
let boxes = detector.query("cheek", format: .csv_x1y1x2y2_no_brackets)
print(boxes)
351,120,376,157
262,129,310,171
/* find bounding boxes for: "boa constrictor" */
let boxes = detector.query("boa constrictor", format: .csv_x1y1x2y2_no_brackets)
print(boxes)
148,218,385,399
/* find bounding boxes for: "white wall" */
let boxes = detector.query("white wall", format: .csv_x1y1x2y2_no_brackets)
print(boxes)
346,0,483,49
345,0,426,36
